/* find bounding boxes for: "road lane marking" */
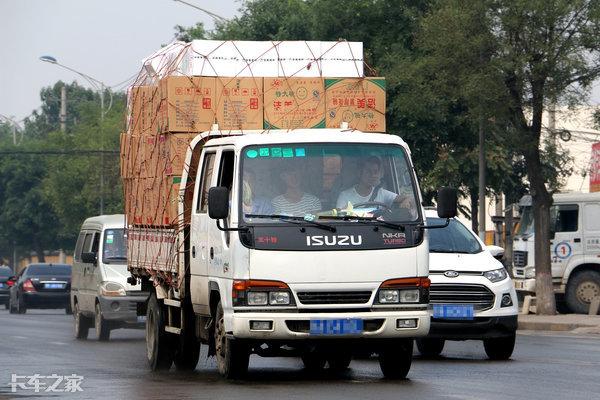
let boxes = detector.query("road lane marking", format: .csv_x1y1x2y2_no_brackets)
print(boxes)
11,335,28,339
50,341,68,346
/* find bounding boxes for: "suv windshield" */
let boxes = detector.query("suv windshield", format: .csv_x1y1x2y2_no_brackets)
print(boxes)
27,265,71,276
102,229,127,264
427,218,482,254
241,143,420,224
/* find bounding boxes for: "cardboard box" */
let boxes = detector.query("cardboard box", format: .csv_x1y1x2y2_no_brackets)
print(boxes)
159,76,217,133
159,133,196,176
325,78,386,132
125,176,182,227
215,77,263,130
263,77,326,129
127,86,159,135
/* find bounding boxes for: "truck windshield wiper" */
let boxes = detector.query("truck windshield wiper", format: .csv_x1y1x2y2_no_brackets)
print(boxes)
245,214,336,232
318,215,405,231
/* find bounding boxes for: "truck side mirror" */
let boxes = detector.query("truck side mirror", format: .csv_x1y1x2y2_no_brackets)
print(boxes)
437,187,457,218
81,252,97,264
208,186,230,220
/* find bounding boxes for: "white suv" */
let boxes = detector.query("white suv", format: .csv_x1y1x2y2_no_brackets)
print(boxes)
419,210,518,360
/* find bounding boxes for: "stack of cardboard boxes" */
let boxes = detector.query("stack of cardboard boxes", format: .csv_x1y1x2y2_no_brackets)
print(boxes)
121,74,386,228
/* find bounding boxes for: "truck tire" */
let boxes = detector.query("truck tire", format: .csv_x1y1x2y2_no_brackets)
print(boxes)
416,338,445,358
378,339,413,379
95,302,111,341
301,352,326,371
173,305,201,371
74,302,91,340
565,270,600,314
146,293,173,371
483,333,515,360
215,301,249,379
327,353,352,372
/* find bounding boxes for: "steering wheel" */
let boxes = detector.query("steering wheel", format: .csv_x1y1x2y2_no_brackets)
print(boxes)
352,201,393,212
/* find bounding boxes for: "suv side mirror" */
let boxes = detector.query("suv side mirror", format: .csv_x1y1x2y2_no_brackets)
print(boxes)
208,186,230,220
81,252,97,264
437,187,457,218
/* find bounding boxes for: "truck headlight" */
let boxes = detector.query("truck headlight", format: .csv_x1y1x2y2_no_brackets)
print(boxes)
399,289,420,303
269,291,290,305
100,281,126,297
484,268,508,283
375,277,430,305
247,291,268,306
232,280,295,307
378,289,399,303
525,267,535,279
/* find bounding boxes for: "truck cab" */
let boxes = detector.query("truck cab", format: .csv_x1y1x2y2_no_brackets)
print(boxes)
512,193,600,313
134,128,457,379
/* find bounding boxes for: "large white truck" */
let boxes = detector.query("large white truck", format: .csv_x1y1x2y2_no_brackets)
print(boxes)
512,192,600,313
126,128,457,378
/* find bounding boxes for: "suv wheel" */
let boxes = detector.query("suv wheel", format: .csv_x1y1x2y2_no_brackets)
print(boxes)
483,333,516,360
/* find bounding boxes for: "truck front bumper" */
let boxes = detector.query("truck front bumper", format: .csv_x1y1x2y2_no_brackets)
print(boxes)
230,309,430,340
513,278,565,294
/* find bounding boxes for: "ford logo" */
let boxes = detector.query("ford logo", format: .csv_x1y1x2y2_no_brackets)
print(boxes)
444,270,459,278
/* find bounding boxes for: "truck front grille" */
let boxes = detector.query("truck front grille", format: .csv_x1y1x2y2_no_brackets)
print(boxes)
513,250,528,268
429,284,495,311
296,291,372,305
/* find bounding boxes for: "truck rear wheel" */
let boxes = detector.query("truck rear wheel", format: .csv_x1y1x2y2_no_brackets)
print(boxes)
566,270,600,314
416,338,445,358
483,333,515,360
378,339,413,379
146,293,173,371
215,301,249,379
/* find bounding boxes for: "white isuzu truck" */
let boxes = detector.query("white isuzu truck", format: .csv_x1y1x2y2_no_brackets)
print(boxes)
126,128,457,379
512,192,600,313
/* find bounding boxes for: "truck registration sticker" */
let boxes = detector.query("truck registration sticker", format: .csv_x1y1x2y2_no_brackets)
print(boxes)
309,319,363,335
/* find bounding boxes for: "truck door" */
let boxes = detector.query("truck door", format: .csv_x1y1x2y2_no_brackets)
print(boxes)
551,204,582,280
208,149,236,282
190,150,217,312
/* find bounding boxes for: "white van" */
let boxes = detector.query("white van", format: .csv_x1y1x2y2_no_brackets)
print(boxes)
512,193,600,313
71,215,147,340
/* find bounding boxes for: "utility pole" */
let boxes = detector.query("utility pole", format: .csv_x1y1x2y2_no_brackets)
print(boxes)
478,118,486,242
60,85,67,132
100,84,105,215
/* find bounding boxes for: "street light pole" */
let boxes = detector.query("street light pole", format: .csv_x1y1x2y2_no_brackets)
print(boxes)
39,56,112,215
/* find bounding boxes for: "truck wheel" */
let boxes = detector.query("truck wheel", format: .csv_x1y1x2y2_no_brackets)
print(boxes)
378,339,413,379
566,270,600,314
95,302,111,341
301,352,326,371
483,333,516,360
74,302,91,340
215,301,249,379
416,338,445,358
173,305,201,371
146,293,173,371
327,353,352,372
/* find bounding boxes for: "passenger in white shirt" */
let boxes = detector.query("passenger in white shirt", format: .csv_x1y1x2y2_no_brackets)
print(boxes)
272,165,321,216
336,156,415,215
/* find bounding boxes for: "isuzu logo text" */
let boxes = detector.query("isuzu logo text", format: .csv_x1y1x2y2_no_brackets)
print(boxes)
306,235,363,246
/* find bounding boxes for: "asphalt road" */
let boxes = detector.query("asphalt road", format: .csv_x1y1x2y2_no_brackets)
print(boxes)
1,309,599,400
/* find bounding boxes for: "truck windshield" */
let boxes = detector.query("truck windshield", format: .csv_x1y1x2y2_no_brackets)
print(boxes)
102,229,127,264
241,143,420,224
515,206,534,236
427,218,482,254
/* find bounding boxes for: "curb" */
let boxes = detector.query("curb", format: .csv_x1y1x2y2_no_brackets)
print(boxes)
517,321,594,331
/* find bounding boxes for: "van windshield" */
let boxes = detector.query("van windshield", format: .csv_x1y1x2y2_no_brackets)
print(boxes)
103,229,127,264
240,143,420,224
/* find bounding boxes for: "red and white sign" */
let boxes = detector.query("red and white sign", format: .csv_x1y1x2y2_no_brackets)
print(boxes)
591,142,600,192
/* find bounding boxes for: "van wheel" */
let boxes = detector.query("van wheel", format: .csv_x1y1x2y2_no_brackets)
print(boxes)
146,293,173,371
74,302,91,340
301,352,326,371
95,302,111,341
566,270,600,314
378,339,413,379
416,338,445,358
173,305,201,371
214,301,249,379
483,333,516,360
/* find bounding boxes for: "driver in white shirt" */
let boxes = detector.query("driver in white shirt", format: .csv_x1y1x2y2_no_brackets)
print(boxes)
336,156,414,212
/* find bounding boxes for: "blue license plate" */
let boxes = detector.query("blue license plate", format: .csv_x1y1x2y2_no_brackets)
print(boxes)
309,319,363,335
0,283,5,288
44,283,64,289
433,304,474,320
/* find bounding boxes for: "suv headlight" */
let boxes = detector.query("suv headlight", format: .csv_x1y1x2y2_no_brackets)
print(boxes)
525,267,535,279
484,268,508,283
100,281,126,297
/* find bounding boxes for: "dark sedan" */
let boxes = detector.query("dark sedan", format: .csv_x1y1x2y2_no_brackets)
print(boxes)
9,264,72,314
0,266,15,309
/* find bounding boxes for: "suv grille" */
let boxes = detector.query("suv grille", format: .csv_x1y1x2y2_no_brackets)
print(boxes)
513,250,528,268
429,284,495,311
296,291,372,305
